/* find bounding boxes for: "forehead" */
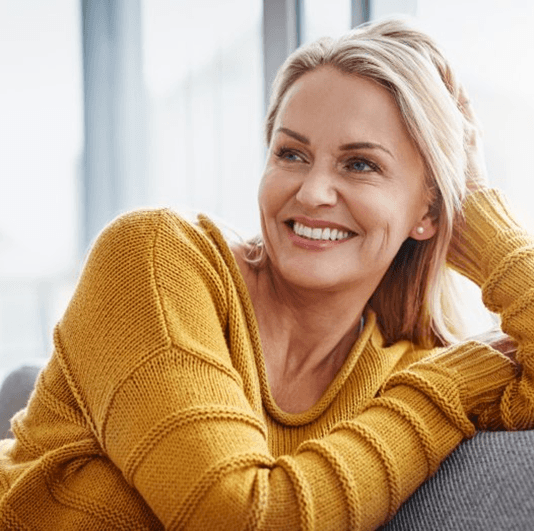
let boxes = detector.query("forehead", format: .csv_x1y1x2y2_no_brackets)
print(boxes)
275,66,418,158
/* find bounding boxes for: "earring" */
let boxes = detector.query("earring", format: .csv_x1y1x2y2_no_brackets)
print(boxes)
415,226,424,235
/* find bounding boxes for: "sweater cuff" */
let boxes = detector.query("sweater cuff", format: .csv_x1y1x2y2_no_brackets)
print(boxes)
447,189,531,286
407,342,517,417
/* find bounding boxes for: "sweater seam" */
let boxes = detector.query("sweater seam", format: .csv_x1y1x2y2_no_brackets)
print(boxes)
101,210,172,449
99,343,246,453
54,326,101,443
35,372,88,430
44,473,150,530
122,405,268,484
151,209,174,347
100,211,243,449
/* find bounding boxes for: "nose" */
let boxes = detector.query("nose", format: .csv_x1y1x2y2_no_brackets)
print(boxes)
295,165,338,208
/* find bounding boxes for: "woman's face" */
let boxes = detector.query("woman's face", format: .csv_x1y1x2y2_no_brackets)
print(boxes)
258,66,436,293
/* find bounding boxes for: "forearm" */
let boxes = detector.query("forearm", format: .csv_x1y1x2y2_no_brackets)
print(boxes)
103,342,477,531
447,188,534,429
468,327,518,365
447,188,530,291
290,382,471,531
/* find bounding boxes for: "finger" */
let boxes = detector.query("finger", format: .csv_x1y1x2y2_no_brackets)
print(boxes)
457,85,482,132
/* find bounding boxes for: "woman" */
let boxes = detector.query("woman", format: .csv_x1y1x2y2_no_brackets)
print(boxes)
0,18,531,530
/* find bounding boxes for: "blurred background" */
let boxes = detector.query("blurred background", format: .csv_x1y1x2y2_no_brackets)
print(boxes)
1,0,533,378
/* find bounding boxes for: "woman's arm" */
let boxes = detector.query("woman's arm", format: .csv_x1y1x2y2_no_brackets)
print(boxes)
469,327,517,365
56,209,498,530
435,87,534,429
446,188,534,430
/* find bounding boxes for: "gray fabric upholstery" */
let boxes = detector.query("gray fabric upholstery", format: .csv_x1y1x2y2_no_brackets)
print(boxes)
0,365,41,438
382,430,534,530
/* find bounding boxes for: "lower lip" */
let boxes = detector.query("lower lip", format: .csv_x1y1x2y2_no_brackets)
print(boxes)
286,224,355,251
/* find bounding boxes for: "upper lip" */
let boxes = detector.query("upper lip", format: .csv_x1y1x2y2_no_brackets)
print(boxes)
289,216,356,233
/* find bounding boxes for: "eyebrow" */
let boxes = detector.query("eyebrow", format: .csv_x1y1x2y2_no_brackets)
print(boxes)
277,127,310,145
340,142,395,160
276,127,395,160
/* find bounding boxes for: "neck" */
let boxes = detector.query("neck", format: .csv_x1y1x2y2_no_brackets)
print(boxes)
250,259,371,377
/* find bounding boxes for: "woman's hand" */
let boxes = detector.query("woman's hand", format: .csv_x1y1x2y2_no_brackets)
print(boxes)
448,86,490,256
458,85,489,194
468,327,519,366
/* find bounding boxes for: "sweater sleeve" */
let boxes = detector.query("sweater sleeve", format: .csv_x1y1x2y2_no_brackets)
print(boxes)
441,188,534,430
56,209,488,530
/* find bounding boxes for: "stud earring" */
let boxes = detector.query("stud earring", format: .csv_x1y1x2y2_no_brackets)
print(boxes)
415,226,424,235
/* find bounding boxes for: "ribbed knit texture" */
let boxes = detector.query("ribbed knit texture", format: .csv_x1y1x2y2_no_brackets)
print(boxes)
0,189,531,530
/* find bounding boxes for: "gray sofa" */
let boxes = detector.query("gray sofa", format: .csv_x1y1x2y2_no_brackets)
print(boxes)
0,365,42,438
1,365,533,529
382,430,534,530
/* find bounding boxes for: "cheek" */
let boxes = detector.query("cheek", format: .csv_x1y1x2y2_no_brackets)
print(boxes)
347,189,394,225
257,176,267,210
258,167,295,218
348,188,416,237
257,169,274,214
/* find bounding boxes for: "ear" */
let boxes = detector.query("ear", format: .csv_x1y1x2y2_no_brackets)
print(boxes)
409,214,437,241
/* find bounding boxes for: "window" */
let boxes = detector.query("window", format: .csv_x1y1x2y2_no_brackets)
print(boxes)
415,0,534,230
0,1,82,378
301,0,352,44
141,0,264,238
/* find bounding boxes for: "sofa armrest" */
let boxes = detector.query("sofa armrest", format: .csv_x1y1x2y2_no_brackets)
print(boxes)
382,430,534,530
0,365,42,438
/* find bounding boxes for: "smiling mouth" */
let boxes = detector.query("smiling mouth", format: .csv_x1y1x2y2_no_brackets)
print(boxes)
286,220,356,241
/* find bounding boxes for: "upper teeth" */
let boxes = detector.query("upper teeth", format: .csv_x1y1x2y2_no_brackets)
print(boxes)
293,222,352,241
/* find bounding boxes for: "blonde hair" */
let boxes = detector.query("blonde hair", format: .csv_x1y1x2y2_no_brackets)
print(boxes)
252,18,473,347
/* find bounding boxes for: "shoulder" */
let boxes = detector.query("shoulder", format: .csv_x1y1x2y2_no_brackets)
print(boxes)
61,208,233,349
58,209,237,397
82,208,231,281
87,208,205,256
60,209,181,340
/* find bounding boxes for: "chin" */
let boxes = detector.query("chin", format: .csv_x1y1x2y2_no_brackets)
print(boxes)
274,258,357,292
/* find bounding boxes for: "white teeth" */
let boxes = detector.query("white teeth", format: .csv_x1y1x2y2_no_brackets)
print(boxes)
292,222,352,241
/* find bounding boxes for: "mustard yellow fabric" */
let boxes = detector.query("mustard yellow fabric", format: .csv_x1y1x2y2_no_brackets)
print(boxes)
0,189,531,530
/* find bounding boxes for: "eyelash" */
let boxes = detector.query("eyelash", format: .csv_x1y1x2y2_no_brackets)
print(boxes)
274,146,303,162
343,157,381,174
274,146,381,173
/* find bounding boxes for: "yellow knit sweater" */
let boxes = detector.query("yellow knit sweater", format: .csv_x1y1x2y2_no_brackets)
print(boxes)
0,189,532,530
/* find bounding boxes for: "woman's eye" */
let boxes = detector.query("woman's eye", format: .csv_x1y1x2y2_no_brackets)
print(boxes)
275,147,303,163
284,152,300,162
346,159,378,173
